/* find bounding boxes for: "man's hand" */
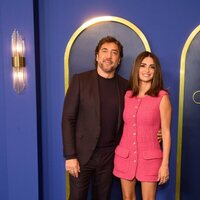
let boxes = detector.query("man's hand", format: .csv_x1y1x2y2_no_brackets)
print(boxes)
157,129,162,143
65,159,80,178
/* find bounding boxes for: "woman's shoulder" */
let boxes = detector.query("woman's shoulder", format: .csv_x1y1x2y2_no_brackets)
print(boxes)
158,90,169,97
125,90,134,98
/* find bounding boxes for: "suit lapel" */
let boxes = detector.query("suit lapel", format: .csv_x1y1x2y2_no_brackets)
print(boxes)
90,70,101,123
116,75,124,132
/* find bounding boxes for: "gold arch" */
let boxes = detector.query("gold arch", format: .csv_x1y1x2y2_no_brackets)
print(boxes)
64,15,151,199
64,15,151,91
176,24,200,200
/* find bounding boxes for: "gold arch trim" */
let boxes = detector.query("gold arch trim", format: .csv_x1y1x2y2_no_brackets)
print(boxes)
64,15,151,92
64,15,151,200
176,24,200,200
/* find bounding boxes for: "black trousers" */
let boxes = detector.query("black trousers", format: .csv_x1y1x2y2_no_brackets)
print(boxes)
69,148,115,200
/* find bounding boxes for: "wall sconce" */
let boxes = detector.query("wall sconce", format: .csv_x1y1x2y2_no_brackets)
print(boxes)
11,30,27,94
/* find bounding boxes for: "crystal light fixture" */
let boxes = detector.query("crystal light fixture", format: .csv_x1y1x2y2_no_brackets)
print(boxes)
11,30,27,94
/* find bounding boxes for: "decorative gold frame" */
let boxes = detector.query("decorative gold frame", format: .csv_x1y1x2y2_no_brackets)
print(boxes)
175,25,200,200
64,15,151,91
64,15,151,199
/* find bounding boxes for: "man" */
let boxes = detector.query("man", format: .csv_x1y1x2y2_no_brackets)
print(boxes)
62,36,128,200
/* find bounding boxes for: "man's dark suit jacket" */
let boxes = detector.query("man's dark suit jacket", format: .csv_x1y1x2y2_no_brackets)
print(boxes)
62,69,128,165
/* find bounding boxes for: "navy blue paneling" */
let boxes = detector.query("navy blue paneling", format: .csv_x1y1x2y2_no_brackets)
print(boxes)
181,32,200,199
38,0,66,199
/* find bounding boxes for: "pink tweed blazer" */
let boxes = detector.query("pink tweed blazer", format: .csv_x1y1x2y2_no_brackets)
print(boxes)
113,90,168,181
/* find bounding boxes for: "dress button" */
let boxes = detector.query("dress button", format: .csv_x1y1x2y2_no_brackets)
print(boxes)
133,132,136,135
134,151,136,154
133,160,136,163
133,142,136,145
133,124,136,126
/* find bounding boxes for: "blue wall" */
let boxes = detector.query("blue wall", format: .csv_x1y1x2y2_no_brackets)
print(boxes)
1,0,200,199
0,0,38,199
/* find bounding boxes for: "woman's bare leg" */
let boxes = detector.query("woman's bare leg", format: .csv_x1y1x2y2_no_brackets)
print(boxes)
141,182,157,200
121,178,137,200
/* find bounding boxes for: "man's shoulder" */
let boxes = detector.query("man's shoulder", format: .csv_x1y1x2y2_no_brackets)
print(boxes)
116,74,128,86
75,69,96,78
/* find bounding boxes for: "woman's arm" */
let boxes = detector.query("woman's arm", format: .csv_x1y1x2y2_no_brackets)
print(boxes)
158,94,172,185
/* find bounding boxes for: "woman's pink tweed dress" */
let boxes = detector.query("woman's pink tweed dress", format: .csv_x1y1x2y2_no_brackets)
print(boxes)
113,90,168,182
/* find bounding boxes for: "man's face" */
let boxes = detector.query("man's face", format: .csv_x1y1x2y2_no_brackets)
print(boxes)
96,42,121,77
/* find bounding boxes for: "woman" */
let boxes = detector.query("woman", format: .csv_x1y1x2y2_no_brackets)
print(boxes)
113,51,171,200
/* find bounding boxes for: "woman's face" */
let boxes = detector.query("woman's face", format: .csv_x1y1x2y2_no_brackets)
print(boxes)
138,56,155,83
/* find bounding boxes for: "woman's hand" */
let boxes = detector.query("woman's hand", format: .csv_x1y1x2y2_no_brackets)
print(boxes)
157,164,169,185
